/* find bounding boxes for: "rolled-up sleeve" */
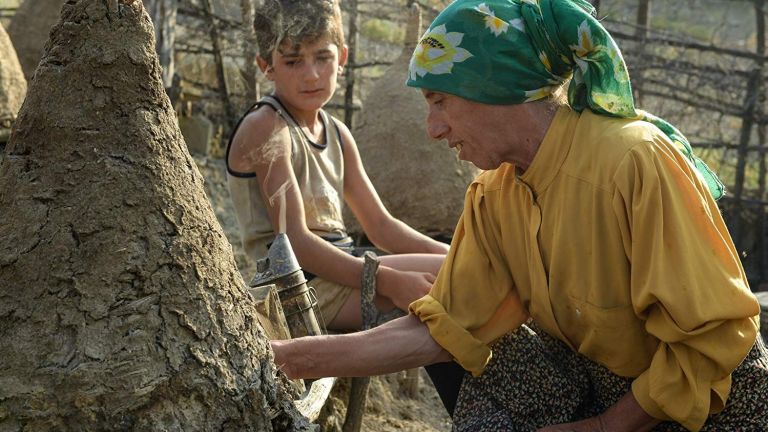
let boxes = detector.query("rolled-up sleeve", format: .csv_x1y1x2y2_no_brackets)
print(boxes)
410,178,528,377
612,139,760,431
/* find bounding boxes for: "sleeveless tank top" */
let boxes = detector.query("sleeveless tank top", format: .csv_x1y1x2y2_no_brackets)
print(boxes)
226,95,350,263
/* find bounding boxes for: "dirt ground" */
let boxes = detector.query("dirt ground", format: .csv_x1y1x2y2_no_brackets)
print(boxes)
193,154,453,432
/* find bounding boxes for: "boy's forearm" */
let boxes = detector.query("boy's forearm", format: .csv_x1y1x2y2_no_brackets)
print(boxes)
370,218,449,255
271,314,452,379
286,226,365,289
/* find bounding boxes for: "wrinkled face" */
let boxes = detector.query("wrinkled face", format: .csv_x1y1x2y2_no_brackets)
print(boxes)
422,90,519,170
263,35,347,113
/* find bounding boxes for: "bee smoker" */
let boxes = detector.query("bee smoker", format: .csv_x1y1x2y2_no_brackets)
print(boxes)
249,233,326,338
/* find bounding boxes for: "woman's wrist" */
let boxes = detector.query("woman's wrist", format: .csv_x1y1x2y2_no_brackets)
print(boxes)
599,390,660,432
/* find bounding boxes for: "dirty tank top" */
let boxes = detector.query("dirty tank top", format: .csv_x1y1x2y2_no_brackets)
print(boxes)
226,95,350,264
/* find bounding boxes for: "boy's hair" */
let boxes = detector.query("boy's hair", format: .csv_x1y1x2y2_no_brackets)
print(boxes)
254,0,345,64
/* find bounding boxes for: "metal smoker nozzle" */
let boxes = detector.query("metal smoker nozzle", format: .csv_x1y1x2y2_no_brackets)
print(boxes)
249,233,301,287
248,233,324,339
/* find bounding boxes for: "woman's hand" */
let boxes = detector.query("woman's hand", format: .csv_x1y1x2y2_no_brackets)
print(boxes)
537,390,659,432
270,339,301,379
376,266,436,311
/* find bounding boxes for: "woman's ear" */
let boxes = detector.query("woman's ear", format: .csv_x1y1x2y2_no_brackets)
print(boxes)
257,56,274,81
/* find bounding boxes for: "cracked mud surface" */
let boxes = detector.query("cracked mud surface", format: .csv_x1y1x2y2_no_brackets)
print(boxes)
0,1,304,430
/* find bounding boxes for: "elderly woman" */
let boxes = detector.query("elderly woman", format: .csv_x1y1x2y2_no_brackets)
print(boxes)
271,0,768,430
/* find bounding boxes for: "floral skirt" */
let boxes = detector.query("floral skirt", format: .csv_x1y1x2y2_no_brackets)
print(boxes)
453,323,768,431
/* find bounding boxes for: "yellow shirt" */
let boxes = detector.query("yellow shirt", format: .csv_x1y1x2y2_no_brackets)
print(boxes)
409,107,760,431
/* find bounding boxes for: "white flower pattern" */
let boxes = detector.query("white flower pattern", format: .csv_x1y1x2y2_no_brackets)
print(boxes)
409,24,473,80
475,3,510,37
569,20,603,74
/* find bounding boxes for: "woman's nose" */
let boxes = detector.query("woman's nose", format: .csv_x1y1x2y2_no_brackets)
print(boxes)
426,113,449,140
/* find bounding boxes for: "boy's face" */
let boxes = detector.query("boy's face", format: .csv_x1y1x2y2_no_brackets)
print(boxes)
259,35,348,114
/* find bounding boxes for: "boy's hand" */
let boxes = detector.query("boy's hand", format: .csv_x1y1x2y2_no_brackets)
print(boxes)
376,266,436,311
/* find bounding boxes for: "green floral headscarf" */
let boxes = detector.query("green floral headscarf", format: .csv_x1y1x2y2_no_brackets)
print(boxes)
407,0,724,200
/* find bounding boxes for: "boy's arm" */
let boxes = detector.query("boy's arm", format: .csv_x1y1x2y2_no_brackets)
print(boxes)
229,111,434,309
337,121,449,255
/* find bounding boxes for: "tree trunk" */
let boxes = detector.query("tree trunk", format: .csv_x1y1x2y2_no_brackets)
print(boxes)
343,0,358,128
731,0,765,245
145,0,178,93
240,0,259,106
758,0,767,202
0,1,305,430
756,0,767,284
201,0,237,130
633,0,651,106
7,0,65,80
635,0,651,38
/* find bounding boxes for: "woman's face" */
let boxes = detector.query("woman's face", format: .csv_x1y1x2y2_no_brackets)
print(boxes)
422,90,531,170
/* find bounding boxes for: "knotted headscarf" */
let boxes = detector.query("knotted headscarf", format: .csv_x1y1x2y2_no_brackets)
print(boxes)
407,0,724,199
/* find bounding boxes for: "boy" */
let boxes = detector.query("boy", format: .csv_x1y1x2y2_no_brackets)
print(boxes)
226,0,448,331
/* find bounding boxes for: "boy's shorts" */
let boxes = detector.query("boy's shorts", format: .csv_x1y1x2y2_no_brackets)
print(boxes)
309,277,354,326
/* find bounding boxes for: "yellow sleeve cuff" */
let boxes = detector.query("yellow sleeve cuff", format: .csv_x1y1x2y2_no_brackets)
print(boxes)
409,295,492,377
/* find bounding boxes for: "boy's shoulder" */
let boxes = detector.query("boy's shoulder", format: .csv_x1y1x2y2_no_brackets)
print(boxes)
235,104,291,147
325,111,350,136
229,105,292,172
